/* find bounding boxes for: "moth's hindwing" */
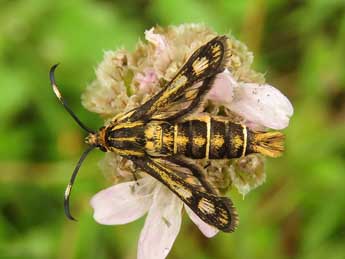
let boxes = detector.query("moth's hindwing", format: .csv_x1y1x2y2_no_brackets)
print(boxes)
126,35,232,122
131,156,238,232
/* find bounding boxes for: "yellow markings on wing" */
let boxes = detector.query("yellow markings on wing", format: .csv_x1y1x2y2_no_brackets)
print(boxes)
108,147,145,156
146,161,193,200
211,43,221,56
111,110,136,122
149,75,188,114
173,124,178,154
192,57,209,76
112,121,144,130
198,197,216,215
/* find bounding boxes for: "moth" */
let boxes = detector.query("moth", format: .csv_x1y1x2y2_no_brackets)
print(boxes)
50,36,284,232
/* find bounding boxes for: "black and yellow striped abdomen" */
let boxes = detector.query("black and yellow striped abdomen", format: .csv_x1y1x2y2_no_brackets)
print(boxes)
144,115,254,159
174,116,248,159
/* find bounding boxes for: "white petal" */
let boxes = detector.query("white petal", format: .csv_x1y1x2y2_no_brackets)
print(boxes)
207,69,236,104
90,177,155,225
229,83,293,130
185,206,219,238
138,185,183,259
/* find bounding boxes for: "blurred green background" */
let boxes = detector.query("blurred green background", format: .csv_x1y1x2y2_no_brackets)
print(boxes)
1,0,345,258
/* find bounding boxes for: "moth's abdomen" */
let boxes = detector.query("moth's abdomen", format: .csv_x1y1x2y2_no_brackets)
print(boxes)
209,118,244,159
174,116,246,159
145,115,284,159
174,119,207,158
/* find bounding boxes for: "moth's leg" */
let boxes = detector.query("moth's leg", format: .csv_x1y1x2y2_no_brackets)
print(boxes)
132,171,140,185
130,165,140,186
204,162,211,169
166,157,216,194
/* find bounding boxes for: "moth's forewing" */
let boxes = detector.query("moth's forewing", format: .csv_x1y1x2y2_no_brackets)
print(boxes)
126,36,232,122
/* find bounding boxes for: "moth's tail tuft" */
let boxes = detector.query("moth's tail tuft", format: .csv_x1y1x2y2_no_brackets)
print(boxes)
252,131,285,158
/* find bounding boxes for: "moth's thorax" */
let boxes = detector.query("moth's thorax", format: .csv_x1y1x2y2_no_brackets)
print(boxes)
104,121,146,156
144,121,174,156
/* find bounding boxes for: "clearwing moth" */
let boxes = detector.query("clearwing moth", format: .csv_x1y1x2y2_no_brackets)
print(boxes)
50,36,284,232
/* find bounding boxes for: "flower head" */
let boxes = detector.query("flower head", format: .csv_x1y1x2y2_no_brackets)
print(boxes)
82,24,293,259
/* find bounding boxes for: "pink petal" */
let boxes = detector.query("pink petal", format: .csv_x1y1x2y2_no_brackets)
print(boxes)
138,185,183,259
229,83,293,130
90,177,155,225
207,69,236,104
185,206,219,238
134,68,158,94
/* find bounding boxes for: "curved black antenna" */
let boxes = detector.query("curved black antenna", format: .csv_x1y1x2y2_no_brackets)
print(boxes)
49,64,95,134
64,145,95,221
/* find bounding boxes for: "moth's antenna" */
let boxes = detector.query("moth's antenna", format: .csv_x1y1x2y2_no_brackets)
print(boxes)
64,145,95,221
49,64,95,134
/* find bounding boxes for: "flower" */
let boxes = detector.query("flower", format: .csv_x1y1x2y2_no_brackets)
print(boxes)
82,24,293,259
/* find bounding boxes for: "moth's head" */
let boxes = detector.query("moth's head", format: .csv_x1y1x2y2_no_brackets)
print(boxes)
85,127,107,152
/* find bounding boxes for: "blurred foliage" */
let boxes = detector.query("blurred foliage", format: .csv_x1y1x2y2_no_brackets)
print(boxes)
0,0,345,258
